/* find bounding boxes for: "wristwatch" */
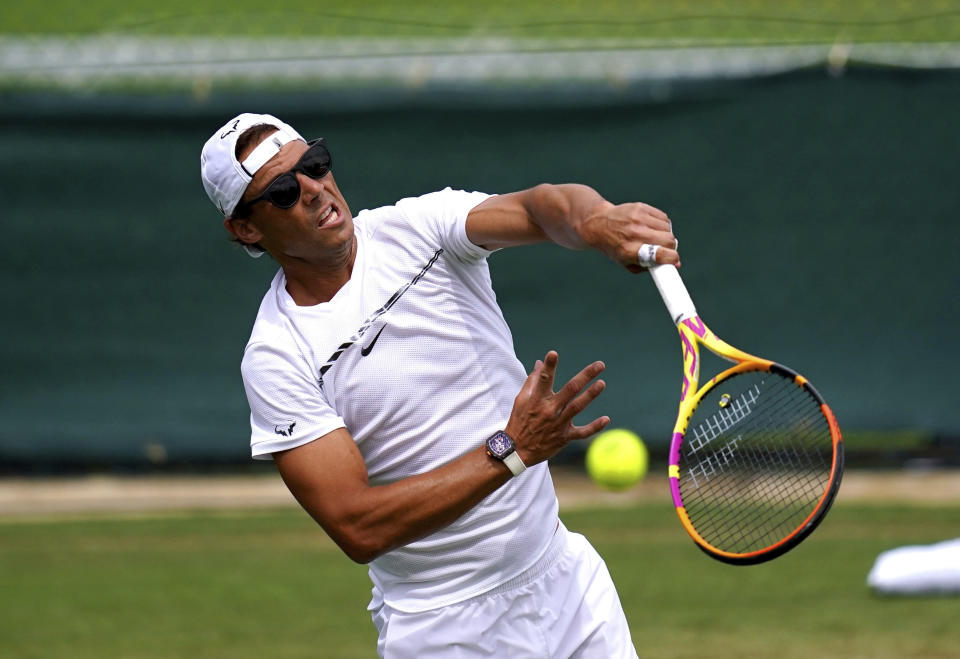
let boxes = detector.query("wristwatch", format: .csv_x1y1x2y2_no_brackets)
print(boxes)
485,430,527,477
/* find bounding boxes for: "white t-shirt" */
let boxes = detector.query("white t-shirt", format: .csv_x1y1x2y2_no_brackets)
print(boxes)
240,188,559,612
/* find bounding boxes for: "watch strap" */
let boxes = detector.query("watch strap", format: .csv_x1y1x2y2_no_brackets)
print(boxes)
502,450,527,477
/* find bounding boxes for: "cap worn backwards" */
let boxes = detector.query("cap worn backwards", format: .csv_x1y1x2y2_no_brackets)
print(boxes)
199,112,305,218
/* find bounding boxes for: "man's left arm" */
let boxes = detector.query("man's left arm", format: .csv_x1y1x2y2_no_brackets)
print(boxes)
465,183,679,271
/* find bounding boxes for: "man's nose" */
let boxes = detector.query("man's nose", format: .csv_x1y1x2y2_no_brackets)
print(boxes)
297,172,326,204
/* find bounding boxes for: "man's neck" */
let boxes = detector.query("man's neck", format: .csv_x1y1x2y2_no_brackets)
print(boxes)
281,236,358,306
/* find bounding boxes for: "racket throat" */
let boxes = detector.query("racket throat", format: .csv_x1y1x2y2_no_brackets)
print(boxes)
677,322,703,411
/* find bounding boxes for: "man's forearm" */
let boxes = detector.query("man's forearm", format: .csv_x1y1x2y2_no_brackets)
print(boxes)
519,183,612,250
336,446,514,563
513,183,678,271
276,434,514,564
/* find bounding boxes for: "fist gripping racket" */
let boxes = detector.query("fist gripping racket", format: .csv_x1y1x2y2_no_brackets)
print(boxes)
649,264,843,565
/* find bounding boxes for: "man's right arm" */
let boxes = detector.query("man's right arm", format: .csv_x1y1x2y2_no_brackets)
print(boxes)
465,183,679,273
274,351,607,564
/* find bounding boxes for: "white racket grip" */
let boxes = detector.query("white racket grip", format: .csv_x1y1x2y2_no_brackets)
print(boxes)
649,264,698,325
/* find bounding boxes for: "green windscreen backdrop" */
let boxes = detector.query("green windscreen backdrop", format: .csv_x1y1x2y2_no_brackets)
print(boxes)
2,68,957,467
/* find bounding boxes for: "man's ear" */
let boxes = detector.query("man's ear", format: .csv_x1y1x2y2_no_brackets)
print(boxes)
224,216,263,246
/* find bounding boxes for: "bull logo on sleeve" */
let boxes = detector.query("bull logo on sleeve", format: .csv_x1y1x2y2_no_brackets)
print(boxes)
274,422,297,437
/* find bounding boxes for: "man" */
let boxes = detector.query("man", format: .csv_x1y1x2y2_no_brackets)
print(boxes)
200,113,679,658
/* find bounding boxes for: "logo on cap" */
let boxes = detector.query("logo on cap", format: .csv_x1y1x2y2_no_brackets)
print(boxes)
220,119,241,139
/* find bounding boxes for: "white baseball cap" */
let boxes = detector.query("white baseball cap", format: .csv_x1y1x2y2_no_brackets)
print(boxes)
200,112,305,218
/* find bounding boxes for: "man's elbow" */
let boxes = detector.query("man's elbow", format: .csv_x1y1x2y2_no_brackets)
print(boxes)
341,542,380,565
528,183,565,212
333,527,392,565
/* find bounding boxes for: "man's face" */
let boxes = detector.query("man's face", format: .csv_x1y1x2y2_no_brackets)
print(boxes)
232,137,354,260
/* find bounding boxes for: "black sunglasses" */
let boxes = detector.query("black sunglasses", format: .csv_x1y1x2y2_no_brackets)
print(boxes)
234,139,332,216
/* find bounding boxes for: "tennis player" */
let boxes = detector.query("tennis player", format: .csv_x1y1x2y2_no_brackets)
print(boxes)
200,113,679,658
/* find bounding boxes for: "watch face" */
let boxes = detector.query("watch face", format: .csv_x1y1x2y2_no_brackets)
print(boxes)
487,431,513,458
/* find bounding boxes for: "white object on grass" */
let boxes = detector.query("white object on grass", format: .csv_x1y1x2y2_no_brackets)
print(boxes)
867,538,960,595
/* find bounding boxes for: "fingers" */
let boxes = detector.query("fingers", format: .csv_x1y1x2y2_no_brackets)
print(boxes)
550,357,608,425
555,360,606,408
657,247,681,266
622,201,670,230
570,415,612,440
631,225,677,254
535,350,559,395
508,351,611,464
524,352,608,421
634,243,681,270
592,202,679,270
633,202,670,224
622,202,671,231
644,228,678,250
561,377,607,421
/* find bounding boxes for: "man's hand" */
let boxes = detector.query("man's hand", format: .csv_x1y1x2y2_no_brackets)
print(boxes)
505,351,610,465
578,200,680,273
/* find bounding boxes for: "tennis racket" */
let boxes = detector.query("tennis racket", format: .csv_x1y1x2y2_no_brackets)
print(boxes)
649,264,843,565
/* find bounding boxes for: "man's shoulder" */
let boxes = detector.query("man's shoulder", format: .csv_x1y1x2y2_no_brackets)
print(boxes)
396,187,491,212
358,188,490,223
356,189,491,249
242,272,295,361
241,320,306,384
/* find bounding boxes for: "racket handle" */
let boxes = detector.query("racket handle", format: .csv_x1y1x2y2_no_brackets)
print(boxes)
649,264,698,325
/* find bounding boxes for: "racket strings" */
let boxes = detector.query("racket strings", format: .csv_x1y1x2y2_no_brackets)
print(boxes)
681,397,829,550
682,397,828,541
683,430,826,550
677,371,834,554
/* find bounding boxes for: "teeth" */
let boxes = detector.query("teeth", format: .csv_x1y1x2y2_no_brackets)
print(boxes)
319,206,332,222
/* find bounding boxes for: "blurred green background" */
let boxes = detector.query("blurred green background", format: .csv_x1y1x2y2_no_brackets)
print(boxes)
1,1,958,469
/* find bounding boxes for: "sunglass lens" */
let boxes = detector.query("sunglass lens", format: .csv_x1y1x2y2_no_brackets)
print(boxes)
264,174,300,208
301,146,332,179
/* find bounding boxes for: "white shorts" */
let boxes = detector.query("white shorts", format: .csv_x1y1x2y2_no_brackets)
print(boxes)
368,523,638,658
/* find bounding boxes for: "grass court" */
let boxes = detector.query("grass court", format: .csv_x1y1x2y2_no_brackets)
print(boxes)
2,495,958,658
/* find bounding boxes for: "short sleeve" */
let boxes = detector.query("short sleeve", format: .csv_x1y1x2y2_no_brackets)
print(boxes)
241,341,346,460
396,188,493,263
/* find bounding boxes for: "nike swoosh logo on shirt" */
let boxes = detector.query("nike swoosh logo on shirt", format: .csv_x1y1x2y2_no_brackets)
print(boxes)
360,325,387,356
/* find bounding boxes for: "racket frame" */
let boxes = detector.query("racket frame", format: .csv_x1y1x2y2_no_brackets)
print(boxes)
650,265,844,565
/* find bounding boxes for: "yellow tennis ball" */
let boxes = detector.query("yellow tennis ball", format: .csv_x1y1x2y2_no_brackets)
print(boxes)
586,428,649,491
